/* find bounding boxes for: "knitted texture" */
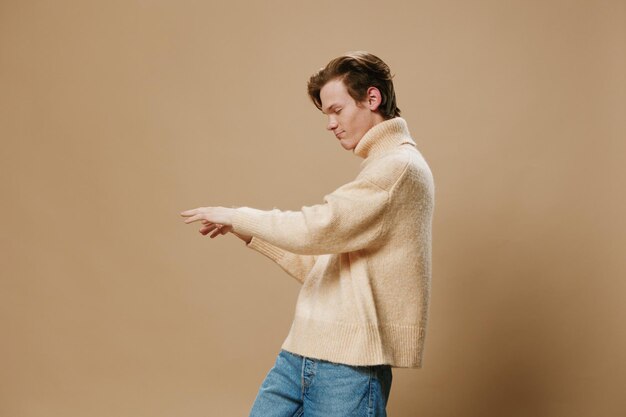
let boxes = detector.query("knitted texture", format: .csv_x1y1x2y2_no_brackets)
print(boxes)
231,117,435,368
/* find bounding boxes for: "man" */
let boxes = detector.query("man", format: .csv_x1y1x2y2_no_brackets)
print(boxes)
180,51,435,417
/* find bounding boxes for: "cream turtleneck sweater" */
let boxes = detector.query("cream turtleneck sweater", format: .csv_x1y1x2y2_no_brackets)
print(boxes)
231,117,435,368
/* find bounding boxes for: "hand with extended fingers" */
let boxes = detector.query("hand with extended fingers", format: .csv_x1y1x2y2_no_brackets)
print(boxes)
180,206,252,243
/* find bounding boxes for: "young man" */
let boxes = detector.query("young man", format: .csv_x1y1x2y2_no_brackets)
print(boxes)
180,51,435,417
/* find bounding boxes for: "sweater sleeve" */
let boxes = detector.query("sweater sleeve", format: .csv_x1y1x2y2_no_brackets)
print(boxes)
244,235,317,284
231,174,390,255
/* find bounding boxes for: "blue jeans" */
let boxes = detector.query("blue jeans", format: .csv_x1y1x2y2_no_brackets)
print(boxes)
249,349,393,417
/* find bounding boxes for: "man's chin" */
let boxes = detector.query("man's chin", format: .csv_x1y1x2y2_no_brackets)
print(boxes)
339,139,355,151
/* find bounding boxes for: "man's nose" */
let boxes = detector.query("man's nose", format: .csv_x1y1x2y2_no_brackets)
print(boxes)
327,117,338,131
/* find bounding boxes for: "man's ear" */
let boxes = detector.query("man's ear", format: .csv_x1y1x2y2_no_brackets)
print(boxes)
366,86,382,111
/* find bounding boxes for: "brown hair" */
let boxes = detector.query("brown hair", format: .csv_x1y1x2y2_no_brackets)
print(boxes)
307,51,401,120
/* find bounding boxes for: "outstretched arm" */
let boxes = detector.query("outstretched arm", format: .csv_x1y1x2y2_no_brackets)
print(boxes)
230,175,390,255
180,173,390,256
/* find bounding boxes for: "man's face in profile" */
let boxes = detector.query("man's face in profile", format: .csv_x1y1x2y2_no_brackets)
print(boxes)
320,78,381,152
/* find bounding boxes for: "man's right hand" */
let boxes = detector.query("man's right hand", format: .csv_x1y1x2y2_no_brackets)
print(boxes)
200,220,252,244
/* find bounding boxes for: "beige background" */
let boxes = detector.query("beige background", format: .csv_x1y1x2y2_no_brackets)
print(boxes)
1,1,625,416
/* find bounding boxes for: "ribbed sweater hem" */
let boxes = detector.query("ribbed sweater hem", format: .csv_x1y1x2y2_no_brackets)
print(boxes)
281,316,426,369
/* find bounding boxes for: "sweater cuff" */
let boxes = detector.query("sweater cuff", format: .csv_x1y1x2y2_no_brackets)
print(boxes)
232,207,263,238
245,236,285,263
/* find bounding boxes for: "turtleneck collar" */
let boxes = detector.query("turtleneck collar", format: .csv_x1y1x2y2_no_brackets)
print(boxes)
353,117,416,160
